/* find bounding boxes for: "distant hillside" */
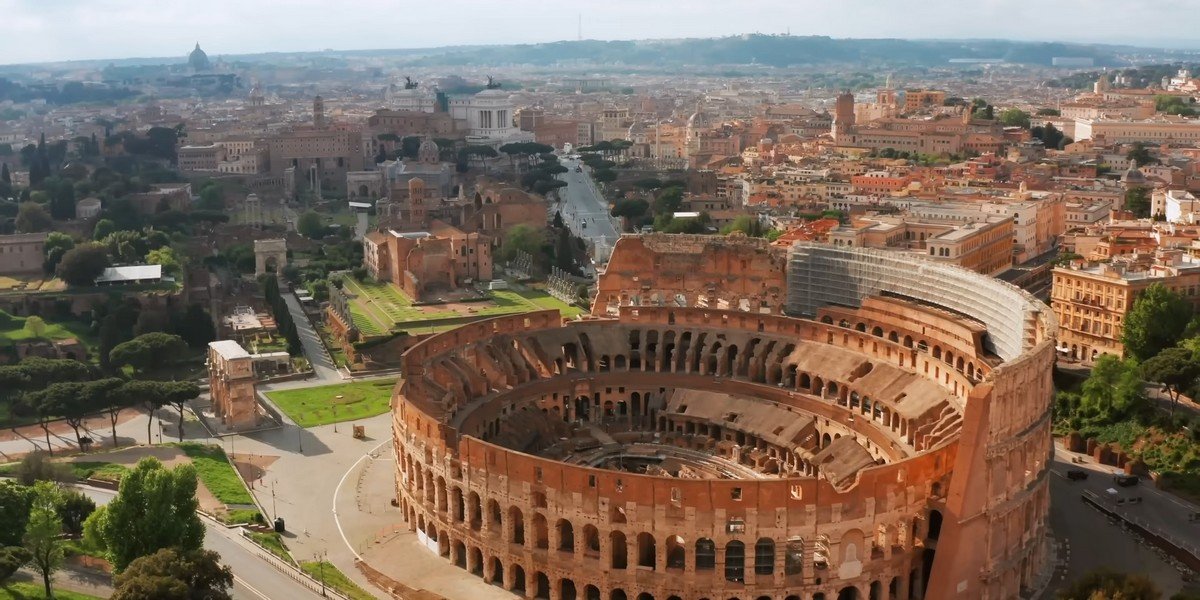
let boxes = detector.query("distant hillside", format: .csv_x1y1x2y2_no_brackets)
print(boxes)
400,35,1131,68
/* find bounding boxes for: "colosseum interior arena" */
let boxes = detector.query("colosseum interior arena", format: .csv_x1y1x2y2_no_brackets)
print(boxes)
391,236,1057,600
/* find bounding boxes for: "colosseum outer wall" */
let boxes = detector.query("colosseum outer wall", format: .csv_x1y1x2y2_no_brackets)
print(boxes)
390,239,1057,600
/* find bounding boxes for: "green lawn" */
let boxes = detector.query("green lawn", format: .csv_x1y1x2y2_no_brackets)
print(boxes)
300,561,375,600
68,462,129,483
0,313,99,357
266,379,397,427
174,443,255,505
0,583,102,600
248,531,295,565
516,287,586,317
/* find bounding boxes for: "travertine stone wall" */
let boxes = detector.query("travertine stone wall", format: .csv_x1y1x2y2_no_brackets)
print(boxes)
390,239,1056,600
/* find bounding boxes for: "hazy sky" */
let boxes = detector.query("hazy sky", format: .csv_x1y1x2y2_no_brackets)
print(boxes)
2,0,1198,64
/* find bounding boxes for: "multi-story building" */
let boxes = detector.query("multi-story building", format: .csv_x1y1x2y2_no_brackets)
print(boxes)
267,129,365,196
1074,116,1200,144
1052,248,1200,362
362,222,492,302
828,214,1014,276
178,143,225,171
0,233,48,275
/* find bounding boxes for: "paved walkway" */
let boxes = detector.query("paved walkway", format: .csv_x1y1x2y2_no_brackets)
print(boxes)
282,291,341,382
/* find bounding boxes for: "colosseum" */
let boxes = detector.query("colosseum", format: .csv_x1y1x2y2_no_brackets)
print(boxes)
391,235,1056,600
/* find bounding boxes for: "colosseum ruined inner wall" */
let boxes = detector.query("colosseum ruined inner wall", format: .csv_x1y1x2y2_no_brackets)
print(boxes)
391,235,1056,600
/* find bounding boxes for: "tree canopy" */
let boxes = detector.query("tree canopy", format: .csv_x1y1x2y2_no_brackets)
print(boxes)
15,202,51,233
56,242,111,286
108,332,187,377
1057,567,1161,600
1122,283,1193,361
111,548,233,600
84,457,204,571
297,211,325,240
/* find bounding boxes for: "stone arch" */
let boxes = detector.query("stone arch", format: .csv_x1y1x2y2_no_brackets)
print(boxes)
490,557,504,585
637,532,657,569
508,506,525,545
869,580,882,600
469,546,483,576
725,540,745,582
696,538,716,570
511,564,526,593
534,572,550,599
666,534,686,569
561,578,577,600
583,524,600,555
755,537,775,575
531,513,549,549
468,491,482,530
611,530,628,569
611,590,628,600
254,238,288,276
557,518,575,552
837,587,859,600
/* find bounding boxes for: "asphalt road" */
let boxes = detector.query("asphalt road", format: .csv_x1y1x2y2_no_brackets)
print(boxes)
80,486,326,600
282,292,340,381
1045,453,1196,596
556,159,621,262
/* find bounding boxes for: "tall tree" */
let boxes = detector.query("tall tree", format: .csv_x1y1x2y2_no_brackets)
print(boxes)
1140,346,1200,415
0,546,32,585
14,202,51,233
23,481,65,599
1079,355,1147,423
56,489,96,538
108,332,187,378
0,481,33,547
56,242,111,286
1122,283,1193,361
163,381,201,442
83,457,204,571
111,548,233,600
42,231,75,274
1126,142,1158,168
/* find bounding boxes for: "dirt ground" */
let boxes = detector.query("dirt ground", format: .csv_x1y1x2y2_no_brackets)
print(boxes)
62,445,224,513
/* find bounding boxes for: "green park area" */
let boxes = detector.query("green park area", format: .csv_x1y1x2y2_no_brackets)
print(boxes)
266,378,397,427
0,310,98,356
341,276,584,338
0,582,103,600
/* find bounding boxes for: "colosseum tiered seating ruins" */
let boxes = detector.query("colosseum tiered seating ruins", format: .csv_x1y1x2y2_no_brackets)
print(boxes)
391,235,1057,600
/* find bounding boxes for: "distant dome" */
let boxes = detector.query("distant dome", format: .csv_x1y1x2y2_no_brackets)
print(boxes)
1122,164,1146,184
189,43,211,71
417,137,440,164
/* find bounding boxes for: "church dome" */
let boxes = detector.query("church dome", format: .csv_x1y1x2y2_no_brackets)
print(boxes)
417,137,440,164
189,43,211,71
1122,164,1146,184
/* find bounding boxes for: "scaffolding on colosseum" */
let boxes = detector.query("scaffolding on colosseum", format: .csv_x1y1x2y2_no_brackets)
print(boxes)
547,267,576,304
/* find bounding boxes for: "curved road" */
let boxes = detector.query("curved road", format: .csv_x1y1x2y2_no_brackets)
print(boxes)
80,486,326,600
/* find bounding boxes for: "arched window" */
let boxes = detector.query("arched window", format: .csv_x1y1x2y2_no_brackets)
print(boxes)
695,538,716,570
755,538,775,575
725,541,745,582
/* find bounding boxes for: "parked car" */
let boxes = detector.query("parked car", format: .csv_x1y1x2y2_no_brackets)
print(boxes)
1114,474,1140,487
1066,469,1089,481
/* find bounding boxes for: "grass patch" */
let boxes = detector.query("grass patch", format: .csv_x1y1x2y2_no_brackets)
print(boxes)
68,462,129,483
0,313,100,358
247,531,294,565
515,287,586,317
266,379,396,427
174,443,255,505
218,508,262,525
0,582,103,600
299,561,374,600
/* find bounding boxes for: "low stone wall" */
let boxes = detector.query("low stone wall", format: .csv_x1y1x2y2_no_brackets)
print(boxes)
356,559,448,600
